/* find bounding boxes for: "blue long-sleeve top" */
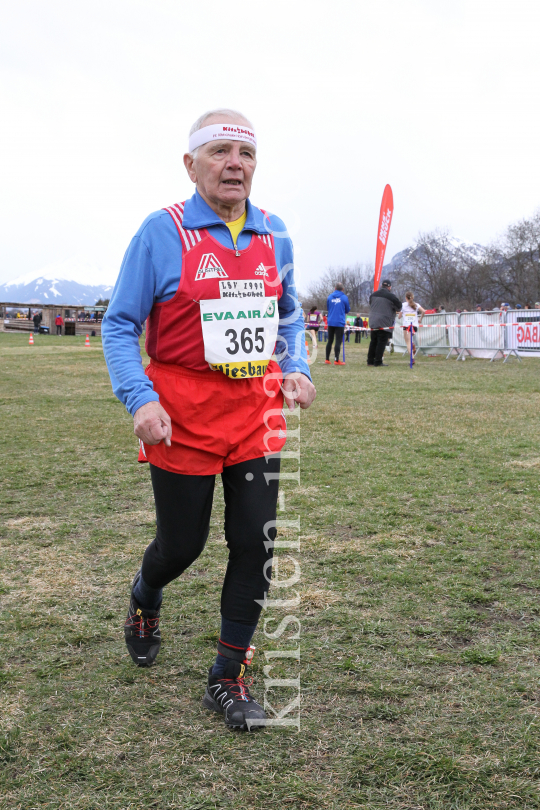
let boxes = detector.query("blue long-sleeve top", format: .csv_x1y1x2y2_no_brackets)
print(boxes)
326,290,350,326
102,190,311,415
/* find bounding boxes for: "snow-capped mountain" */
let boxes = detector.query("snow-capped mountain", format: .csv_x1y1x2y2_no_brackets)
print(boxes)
383,236,488,277
445,236,487,262
0,258,118,305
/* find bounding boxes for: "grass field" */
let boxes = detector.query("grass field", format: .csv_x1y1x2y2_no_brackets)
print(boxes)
1,331,540,809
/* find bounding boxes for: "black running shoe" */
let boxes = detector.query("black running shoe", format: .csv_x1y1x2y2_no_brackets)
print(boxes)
203,660,267,731
124,571,161,667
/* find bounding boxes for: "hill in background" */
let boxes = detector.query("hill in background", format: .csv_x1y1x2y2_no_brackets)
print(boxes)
0,257,117,305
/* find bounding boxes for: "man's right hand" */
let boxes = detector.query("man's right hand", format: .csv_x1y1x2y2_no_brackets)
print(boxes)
134,401,172,447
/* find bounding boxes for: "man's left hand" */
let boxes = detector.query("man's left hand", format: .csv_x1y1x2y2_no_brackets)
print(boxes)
283,373,317,411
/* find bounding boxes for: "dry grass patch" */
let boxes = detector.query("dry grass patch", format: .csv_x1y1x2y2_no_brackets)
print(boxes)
301,586,341,610
5,517,59,531
507,457,540,468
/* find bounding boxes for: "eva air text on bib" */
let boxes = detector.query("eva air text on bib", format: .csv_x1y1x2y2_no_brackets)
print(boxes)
200,297,279,378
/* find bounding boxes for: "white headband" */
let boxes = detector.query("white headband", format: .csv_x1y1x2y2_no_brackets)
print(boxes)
189,123,257,153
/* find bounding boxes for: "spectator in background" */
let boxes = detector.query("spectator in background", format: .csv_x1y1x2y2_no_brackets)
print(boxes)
325,283,350,365
367,280,401,367
322,313,328,340
306,306,321,338
476,305,482,312
55,313,64,336
32,311,42,333
439,305,446,313
354,313,363,343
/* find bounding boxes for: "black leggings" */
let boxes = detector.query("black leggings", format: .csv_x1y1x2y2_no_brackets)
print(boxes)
141,456,280,625
326,326,344,360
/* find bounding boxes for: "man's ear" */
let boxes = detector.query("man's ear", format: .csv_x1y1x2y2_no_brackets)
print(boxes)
184,153,197,184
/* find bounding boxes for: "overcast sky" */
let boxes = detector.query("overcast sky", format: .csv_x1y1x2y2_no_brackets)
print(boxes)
1,0,539,291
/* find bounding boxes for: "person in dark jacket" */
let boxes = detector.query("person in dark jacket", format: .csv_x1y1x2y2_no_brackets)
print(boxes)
367,280,401,366
354,314,362,343
325,283,350,365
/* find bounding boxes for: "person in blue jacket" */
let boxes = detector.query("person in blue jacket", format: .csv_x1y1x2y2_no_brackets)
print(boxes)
325,283,350,365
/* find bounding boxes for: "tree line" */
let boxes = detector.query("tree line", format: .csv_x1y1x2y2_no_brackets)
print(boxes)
301,210,540,312
301,263,374,312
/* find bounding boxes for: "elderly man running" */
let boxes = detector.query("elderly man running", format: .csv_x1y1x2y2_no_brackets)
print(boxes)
102,109,316,731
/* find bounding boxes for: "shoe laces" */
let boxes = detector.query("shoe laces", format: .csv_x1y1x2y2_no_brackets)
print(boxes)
218,675,254,702
126,611,159,638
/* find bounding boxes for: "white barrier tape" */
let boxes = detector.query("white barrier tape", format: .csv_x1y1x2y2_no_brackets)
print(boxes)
305,323,537,331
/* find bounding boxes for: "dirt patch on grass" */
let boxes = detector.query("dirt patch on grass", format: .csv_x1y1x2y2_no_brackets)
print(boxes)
506,457,540,468
0,690,28,732
5,517,58,531
327,530,424,556
301,586,341,610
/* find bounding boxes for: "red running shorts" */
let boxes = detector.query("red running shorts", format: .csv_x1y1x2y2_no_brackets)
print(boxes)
137,359,287,475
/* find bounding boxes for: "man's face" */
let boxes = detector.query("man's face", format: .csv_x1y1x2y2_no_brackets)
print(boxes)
184,118,257,209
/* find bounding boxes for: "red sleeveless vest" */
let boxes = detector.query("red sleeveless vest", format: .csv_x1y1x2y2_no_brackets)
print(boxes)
145,201,283,372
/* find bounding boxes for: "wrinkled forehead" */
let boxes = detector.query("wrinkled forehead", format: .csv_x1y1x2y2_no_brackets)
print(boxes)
200,137,256,154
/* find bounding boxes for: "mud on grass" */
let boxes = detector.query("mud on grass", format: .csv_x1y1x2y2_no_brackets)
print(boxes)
1,333,540,809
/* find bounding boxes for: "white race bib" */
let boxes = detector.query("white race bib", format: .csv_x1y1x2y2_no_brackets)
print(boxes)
200,297,279,378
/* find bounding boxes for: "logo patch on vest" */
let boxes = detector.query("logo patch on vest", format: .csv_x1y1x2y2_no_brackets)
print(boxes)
195,254,229,280
254,263,269,277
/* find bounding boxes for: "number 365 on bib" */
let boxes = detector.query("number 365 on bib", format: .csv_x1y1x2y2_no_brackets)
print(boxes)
199,297,279,378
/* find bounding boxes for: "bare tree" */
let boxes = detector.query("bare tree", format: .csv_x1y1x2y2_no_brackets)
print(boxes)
487,211,540,305
459,257,496,310
392,231,463,308
392,231,501,309
301,210,540,313
301,263,373,311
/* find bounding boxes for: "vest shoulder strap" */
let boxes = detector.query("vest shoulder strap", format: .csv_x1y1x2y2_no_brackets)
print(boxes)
163,201,203,253
256,208,274,249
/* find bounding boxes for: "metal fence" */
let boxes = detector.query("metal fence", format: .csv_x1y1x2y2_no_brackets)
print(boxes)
506,310,540,356
391,312,459,357
453,311,506,360
391,309,540,361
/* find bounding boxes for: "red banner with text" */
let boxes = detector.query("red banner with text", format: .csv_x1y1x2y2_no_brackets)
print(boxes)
373,184,394,291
